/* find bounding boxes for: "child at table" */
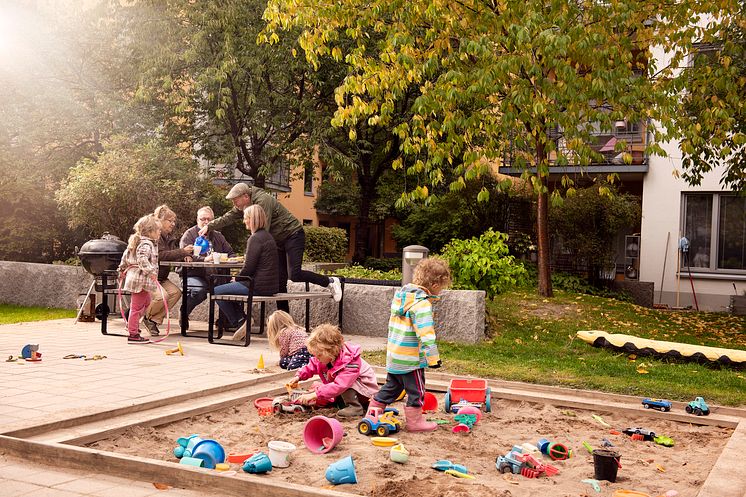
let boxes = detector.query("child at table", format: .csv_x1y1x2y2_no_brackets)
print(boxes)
288,324,378,417
267,310,311,370
118,214,161,344
368,257,451,432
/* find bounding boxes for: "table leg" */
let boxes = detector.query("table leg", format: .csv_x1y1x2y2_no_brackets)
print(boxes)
180,266,188,336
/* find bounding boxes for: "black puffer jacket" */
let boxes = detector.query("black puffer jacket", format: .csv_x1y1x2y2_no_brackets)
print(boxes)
239,229,279,296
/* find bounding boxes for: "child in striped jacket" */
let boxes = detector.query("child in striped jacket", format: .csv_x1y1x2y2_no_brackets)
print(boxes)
368,257,451,432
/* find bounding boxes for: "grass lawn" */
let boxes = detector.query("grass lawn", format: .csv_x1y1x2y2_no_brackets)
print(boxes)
364,289,746,406
0,304,76,324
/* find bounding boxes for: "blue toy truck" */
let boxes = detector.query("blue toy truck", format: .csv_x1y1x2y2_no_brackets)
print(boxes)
685,397,710,416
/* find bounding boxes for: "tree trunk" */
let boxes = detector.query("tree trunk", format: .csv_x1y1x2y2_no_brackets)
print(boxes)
536,145,554,297
354,177,375,263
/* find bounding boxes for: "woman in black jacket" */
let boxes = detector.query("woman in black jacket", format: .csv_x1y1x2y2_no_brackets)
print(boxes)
214,205,279,333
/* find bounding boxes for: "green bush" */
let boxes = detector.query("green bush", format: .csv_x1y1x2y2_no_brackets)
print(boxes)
328,264,402,281
303,226,347,262
440,229,528,298
551,271,634,302
362,257,402,272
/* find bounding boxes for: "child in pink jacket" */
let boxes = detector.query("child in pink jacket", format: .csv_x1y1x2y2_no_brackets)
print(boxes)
289,323,379,417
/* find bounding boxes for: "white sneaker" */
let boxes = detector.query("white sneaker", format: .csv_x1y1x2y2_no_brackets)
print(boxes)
328,277,343,303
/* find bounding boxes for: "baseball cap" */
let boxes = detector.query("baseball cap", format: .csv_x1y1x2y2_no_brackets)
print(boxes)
226,183,250,200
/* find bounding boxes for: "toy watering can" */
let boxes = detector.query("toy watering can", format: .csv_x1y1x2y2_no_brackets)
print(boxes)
194,236,211,256
242,452,273,474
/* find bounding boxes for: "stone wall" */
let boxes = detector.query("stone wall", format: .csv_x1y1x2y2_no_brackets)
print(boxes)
0,261,486,343
0,261,94,309
612,280,654,308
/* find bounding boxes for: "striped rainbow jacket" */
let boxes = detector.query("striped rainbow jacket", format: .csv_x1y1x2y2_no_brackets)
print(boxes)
386,284,440,374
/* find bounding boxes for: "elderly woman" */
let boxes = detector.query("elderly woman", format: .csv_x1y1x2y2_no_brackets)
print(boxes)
142,205,194,336
214,204,278,338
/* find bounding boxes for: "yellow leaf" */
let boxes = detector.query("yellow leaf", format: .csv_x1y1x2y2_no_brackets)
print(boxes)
627,354,637,361
656,464,666,473
636,366,649,374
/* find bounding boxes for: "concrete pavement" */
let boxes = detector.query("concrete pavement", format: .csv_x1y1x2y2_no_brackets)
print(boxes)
0,317,385,496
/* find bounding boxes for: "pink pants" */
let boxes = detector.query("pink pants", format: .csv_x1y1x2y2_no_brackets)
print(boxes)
128,290,152,337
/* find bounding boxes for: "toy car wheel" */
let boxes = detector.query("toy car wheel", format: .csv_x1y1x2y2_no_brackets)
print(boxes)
485,388,492,412
272,403,281,414
694,408,703,416
686,405,693,414
444,392,451,414
376,425,390,437
643,403,650,409
500,464,512,474
358,421,371,435
662,406,670,412
293,405,304,413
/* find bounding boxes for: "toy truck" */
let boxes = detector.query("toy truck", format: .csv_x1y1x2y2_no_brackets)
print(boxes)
495,445,559,478
272,390,310,414
444,378,491,413
358,407,401,436
685,397,710,416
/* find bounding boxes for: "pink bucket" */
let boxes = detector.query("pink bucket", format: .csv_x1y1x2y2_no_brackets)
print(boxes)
303,416,344,454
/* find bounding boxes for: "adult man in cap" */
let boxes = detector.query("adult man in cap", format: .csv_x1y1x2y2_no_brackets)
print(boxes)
200,183,342,311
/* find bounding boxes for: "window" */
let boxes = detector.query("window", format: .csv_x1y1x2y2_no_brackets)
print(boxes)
302,219,313,226
681,193,745,272
304,163,314,195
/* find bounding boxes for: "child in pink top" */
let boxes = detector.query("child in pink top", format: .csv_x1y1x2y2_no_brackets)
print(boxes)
267,310,311,370
288,323,379,417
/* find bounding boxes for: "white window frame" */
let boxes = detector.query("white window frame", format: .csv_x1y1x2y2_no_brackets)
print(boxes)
681,192,746,276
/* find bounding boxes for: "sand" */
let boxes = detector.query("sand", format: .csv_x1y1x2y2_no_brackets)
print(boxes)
87,393,731,497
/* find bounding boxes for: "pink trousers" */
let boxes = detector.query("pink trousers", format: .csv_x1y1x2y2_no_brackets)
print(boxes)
128,290,152,337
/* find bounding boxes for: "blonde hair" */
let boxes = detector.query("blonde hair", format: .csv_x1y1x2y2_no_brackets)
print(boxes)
306,323,344,360
243,204,267,233
127,214,161,251
412,257,452,293
153,204,176,221
267,310,299,350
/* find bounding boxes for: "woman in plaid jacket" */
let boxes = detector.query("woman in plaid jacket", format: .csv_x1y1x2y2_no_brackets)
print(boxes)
118,214,161,343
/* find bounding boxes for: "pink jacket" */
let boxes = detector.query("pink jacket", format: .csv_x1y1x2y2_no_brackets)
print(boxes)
296,342,379,402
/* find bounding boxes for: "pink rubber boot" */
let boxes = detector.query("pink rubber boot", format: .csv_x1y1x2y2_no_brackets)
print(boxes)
404,406,437,432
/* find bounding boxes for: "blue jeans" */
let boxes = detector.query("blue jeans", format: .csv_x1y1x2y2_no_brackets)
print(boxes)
185,276,208,316
213,281,248,327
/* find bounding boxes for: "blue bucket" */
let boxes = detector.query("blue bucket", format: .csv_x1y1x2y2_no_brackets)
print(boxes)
191,439,226,469
326,455,357,485
242,452,273,474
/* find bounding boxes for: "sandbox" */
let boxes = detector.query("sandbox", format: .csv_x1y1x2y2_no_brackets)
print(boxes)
1,371,743,497
87,390,732,496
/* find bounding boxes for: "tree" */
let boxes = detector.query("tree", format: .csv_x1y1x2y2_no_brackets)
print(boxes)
56,137,225,242
129,0,317,187
264,0,735,296
549,185,641,285
673,4,745,192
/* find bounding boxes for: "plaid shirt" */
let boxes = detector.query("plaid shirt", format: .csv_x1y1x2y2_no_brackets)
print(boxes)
278,325,308,358
118,237,159,293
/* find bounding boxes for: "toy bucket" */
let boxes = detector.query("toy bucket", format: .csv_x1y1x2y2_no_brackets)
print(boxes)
390,444,409,464
191,439,226,469
593,449,621,482
325,455,358,485
268,440,296,468
422,392,438,412
304,416,344,454
184,436,204,457
242,452,273,474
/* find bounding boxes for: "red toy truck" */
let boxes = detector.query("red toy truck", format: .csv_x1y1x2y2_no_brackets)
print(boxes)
444,378,492,413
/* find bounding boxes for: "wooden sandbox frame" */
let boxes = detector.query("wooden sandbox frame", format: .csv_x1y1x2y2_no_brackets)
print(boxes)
0,369,744,497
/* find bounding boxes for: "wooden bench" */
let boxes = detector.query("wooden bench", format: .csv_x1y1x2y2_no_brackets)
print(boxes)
207,274,344,347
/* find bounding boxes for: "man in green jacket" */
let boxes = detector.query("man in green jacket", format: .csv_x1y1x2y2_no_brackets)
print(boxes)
200,183,342,312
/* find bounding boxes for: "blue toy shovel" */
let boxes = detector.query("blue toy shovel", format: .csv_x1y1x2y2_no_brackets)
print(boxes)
432,460,468,474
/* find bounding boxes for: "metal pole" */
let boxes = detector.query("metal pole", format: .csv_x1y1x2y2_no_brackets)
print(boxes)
73,280,96,325
658,232,670,304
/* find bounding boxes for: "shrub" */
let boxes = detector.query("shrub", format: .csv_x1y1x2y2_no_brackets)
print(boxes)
362,257,402,272
440,229,528,298
328,264,402,281
303,226,347,262
56,137,222,241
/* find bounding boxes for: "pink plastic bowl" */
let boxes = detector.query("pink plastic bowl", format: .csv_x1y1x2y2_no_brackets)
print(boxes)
304,416,344,454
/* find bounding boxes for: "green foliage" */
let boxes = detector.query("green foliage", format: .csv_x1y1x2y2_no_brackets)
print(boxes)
0,177,84,263
303,226,348,262
362,257,402,273
672,4,746,192
549,184,641,277
507,232,536,257
550,272,632,302
393,176,521,253
440,229,528,298
56,137,222,241
329,264,402,281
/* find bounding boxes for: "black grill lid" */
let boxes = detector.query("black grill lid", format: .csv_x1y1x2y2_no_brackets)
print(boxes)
78,233,127,255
